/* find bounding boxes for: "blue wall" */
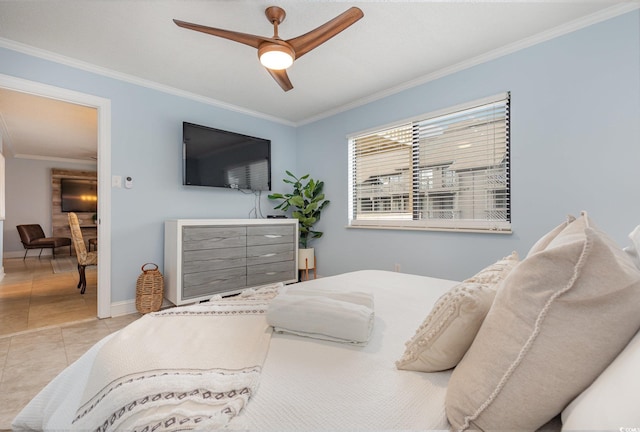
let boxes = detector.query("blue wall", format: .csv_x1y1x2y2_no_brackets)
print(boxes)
0,10,638,303
0,48,297,303
296,10,640,280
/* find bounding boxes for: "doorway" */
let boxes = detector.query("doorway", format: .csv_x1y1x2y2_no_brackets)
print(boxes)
0,73,112,318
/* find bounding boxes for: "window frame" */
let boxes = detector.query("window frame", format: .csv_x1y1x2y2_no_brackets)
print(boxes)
347,92,511,234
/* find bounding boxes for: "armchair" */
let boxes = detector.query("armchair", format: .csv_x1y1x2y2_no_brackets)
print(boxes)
16,224,72,260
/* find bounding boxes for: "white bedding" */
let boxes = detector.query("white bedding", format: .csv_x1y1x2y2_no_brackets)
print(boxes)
13,270,459,431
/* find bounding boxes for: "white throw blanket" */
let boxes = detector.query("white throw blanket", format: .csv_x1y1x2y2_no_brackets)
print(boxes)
266,285,374,345
71,294,275,432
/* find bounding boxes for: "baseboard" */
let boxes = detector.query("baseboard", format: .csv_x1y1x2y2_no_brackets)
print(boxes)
109,298,174,317
109,299,138,317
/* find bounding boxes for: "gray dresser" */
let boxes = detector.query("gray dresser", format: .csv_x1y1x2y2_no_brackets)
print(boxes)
164,219,298,305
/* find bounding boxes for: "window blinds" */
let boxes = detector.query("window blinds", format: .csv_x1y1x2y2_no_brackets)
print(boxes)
348,93,510,232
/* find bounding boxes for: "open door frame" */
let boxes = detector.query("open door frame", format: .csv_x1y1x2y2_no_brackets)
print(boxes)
0,73,112,318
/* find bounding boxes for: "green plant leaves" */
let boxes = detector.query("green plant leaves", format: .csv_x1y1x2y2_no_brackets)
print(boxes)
289,195,305,208
268,172,330,248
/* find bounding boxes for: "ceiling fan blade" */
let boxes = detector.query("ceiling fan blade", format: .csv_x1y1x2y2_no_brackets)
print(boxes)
173,19,276,49
266,68,294,92
286,7,363,59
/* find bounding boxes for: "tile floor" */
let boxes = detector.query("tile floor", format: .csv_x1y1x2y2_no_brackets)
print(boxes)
0,257,142,428
0,256,99,337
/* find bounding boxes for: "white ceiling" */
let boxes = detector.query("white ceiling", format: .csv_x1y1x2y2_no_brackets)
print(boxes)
0,88,98,162
0,0,637,161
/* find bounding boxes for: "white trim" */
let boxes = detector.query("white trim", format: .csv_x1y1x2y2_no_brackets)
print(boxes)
109,300,138,317
14,153,97,165
0,37,296,128
110,298,174,317
0,152,4,220
299,2,640,126
0,113,12,156
348,220,512,234
0,73,113,319
346,224,512,235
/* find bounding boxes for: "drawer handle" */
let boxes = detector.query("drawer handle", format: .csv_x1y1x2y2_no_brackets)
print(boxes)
266,272,277,275
262,253,276,257
264,234,282,239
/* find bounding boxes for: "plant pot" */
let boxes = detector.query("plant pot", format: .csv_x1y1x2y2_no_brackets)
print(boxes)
298,247,315,270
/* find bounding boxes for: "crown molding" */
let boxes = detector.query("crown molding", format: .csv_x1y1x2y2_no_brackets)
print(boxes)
297,2,640,126
0,2,637,128
13,153,98,165
0,38,296,128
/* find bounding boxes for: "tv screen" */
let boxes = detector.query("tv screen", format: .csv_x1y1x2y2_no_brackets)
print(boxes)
60,178,98,213
182,122,271,191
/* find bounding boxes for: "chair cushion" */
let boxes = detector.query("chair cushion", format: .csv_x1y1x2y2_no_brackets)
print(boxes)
26,237,70,248
50,237,72,248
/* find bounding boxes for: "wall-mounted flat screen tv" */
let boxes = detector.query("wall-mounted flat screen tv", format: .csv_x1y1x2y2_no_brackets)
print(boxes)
60,178,98,213
182,122,271,191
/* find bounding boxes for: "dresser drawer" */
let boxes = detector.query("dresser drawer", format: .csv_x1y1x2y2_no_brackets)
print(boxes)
247,225,295,246
183,226,246,250
183,267,247,299
183,246,246,273
247,243,295,266
247,260,296,286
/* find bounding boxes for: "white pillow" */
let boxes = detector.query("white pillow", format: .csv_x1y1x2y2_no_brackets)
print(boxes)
623,224,640,269
561,329,640,430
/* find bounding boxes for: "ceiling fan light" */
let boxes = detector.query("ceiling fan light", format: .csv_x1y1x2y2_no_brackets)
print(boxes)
259,44,294,70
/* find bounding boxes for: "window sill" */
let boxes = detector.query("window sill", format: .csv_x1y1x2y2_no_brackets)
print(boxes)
346,224,512,235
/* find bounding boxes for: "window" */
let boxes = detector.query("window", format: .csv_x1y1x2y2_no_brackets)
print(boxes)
348,93,510,232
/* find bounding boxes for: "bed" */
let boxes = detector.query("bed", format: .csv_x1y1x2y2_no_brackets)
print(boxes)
12,212,640,431
12,270,459,431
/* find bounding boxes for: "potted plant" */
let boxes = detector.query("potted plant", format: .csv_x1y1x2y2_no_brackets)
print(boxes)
268,171,330,272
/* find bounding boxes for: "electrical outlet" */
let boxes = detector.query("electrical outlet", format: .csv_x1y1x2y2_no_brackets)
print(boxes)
112,175,122,188
394,263,401,272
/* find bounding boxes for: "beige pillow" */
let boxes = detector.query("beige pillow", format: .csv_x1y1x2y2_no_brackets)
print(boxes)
446,212,640,431
396,252,518,372
526,214,575,257
462,251,519,286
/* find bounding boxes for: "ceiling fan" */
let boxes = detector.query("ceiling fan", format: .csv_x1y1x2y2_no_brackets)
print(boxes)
173,6,364,92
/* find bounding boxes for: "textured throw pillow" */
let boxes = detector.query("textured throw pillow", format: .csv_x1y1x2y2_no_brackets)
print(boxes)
462,251,519,286
396,252,518,372
526,214,575,257
445,212,640,431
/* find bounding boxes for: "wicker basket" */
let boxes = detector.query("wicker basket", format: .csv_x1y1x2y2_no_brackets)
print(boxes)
135,263,164,314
